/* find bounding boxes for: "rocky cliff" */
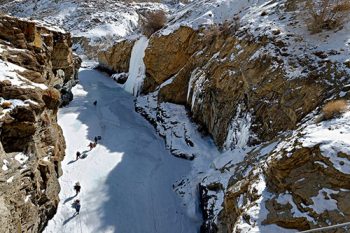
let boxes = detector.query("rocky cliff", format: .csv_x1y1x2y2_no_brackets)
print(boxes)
98,0,350,232
0,15,80,232
100,23,346,150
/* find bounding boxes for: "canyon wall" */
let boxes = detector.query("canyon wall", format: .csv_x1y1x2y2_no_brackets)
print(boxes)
0,15,80,232
98,0,350,232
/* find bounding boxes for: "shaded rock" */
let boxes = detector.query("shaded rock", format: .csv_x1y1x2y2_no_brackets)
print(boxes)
97,39,135,73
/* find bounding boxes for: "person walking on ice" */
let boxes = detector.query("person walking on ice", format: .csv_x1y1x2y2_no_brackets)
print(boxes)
74,182,81,196
76,151,81,160
88,141,97,151
94,136,102,144
73,199,81,215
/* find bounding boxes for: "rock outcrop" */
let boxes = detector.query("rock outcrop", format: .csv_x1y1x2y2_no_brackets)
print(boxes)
216,110,350,232
98,39,134,74
0,15,80,232
102,23,345,149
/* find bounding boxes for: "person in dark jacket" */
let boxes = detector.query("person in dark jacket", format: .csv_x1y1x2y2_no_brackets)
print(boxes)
73,199,81,215
76,151,81,160
74,182,81,195
94,136,102,144
93,100,97,106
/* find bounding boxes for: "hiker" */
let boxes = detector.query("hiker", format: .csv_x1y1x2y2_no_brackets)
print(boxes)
88,142,97,151
93,100,97,106
94,136,102,144
76,151,81,160
73,199,81,215
74,182,81,195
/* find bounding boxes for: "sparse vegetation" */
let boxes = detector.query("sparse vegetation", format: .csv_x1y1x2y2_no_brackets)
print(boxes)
322,99,348,120
201,18,240,44
43,88,60,100
140,10,167,37
306,0,350,33
42,88,61,109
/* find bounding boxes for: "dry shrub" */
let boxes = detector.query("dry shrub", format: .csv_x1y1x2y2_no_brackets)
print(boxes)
43,88,60,100
140,10,167,37
306,0,350,33
322,99,348,120
201,18,240,44
42,88,61,109
1,101,12,109
202,25,221,43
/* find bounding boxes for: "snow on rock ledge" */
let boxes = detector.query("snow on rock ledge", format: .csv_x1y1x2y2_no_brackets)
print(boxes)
219,107,350,232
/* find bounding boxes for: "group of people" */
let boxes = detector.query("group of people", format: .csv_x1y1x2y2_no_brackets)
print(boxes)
76,136,102,160
72,182,81,215
71,133,102,215
88,136,101,151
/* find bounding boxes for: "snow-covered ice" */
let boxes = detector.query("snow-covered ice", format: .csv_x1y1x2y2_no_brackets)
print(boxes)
44,69,200,233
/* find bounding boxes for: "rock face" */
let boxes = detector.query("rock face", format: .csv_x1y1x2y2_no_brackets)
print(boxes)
216,111,350,232
98,39,135,74
0,15,81,106
143,26,202,93
103,24,342,149
150,25,348,150
0,15,80,232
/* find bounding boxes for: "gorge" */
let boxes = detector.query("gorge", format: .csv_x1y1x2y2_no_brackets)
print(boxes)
1,0,350,232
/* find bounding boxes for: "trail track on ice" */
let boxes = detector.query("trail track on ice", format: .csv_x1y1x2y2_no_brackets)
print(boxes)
44,69,199,233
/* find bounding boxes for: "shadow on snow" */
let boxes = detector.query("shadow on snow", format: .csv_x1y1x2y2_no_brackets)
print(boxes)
60,69,201,233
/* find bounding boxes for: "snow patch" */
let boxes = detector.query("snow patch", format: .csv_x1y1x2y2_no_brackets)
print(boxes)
24,195,31,203
302,110,350,174
14,153,29,165
6,176,14,183
309,188,339,214
276,192,316,223
2,159,9,171
0,59,47,89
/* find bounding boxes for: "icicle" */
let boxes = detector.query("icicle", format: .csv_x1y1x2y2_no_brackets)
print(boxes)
223,105,252,150
187,68,200,102
123,36,149,96
187,69,206,110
